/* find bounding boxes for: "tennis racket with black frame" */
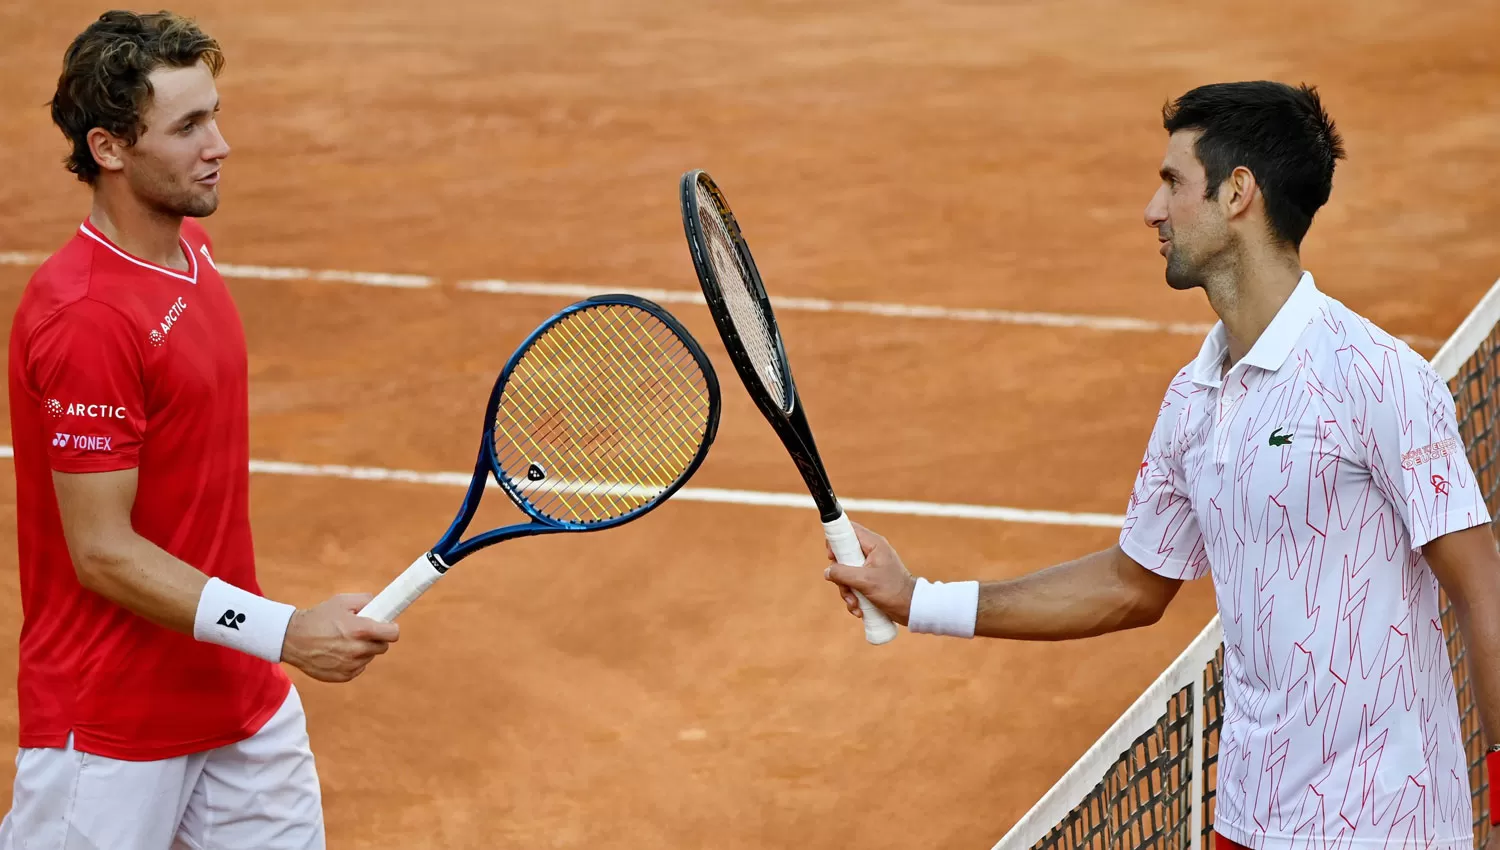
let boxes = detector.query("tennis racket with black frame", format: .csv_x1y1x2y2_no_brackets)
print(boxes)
359,293,722,622
678,169,899,645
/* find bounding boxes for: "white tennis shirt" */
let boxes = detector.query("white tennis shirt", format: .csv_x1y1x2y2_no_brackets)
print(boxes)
1120,273,1490,849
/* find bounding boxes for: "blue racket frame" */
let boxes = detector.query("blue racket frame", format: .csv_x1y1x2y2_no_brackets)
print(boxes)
430,293,722,566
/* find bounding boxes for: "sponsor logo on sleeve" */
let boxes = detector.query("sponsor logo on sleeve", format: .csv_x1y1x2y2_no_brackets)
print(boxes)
1401,438,1461,470
49,401,128,420
52,433,113,452
199,244,218,271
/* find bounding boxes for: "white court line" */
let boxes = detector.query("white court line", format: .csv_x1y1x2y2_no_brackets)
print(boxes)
249,457,1126,526
459,279,1220,336
218,263,435,289
5,249,1444,346
0,446,1125,528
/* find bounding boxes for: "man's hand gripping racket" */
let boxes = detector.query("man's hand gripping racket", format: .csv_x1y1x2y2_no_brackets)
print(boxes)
678,169,898,645
358,294,722,622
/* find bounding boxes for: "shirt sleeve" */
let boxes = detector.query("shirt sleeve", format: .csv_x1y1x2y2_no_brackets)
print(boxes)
1345,346,1490,550
28,298,146,473
1119,370,1210,579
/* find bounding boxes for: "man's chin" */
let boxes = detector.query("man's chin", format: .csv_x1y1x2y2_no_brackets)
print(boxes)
178,196,220,219
175,184,220,218
1164,260,1202,291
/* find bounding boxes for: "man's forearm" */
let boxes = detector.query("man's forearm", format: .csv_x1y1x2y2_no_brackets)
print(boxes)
1449,598,1500,751
72,534,210,635
1419,524,1500,832
75,533,297,664
1421,527,1500,753
975,546,1181,640
54,467,296,664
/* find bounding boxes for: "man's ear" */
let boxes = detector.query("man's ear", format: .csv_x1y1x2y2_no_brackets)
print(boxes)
87,127,128,176
1222,165,1258,219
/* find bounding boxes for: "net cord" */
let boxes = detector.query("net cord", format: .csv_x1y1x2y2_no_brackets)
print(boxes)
1433,279,1500,383
992,619,1222,850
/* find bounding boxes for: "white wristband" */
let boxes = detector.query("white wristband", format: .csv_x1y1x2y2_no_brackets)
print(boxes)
907,578,979,638
193,577,296,664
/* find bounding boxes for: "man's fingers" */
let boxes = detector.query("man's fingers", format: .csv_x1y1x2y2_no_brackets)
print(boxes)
843,588,861,616
332,592,376,612
849,520,887,555
356,639,392,657
825,563,872,592
351,619,400,643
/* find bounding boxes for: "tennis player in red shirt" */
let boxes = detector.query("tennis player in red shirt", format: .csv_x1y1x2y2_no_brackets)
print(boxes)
1,11,400,849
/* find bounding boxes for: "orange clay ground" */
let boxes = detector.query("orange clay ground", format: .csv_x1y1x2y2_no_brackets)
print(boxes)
1,1,1498,847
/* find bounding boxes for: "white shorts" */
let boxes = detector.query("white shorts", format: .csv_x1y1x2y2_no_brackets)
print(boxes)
0,684,323,850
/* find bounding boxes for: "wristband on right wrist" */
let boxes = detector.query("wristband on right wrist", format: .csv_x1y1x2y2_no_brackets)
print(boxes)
193,577,296,664
907,577,979,638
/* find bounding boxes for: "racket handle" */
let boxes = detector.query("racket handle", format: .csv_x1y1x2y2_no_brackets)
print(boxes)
358,553,448,623
823,513,899,645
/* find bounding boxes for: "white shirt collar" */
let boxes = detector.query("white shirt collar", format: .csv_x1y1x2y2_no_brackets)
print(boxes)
1190,271,1322,388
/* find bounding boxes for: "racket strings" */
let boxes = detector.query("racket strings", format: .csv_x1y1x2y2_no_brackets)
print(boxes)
577,308,708,448
492,302,714,525
498,356,669,520
497,341,695,521
502,324,694,517
694,181,788,411
534,311,704,474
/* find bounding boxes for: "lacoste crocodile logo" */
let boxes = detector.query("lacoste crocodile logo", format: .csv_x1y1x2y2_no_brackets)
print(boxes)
1269,428,1293,447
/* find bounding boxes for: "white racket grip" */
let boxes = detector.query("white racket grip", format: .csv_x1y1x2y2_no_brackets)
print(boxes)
823,514,899,645
358,553,447,623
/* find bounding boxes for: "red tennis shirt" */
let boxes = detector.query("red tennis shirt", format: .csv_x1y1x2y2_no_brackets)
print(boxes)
6,217,289,761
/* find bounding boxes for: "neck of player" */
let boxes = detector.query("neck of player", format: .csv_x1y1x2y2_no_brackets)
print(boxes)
1203,245,1303,369
88,178,189,272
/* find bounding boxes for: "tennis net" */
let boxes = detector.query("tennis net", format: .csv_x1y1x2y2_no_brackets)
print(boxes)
993,277,1500,850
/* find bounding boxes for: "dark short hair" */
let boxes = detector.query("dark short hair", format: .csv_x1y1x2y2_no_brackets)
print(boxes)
50,10,224,185
1162,81,1345,248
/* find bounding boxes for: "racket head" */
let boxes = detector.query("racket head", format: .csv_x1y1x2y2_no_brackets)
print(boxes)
680,169,799,418
442,294,721,560
680,169,841,519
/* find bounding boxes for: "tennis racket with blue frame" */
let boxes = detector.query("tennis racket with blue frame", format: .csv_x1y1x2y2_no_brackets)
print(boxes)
679,169,899,645
359,293,722,622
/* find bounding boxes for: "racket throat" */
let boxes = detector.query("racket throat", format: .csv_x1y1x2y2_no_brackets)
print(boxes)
425,552,451,574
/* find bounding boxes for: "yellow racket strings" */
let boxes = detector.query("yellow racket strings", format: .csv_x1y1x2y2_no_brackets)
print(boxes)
492,303,713,524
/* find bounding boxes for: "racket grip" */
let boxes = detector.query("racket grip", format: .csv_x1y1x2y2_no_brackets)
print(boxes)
358,553,447,623
823,513,899,645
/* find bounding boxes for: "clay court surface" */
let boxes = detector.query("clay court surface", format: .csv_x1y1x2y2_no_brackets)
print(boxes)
1,1,1499,847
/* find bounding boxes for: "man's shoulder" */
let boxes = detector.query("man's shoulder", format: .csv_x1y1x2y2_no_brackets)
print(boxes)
1138,364,1209,452
25,227,94,292
1155,363,1206,414
15,240,149,347
1304,294,1438,391
15,231,101,336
